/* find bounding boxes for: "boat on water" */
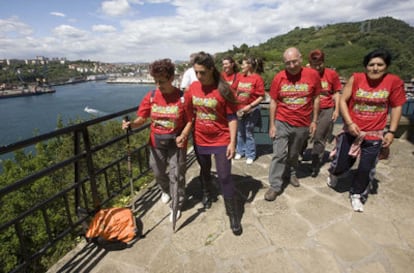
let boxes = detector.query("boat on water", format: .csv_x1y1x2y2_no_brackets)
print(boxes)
0,85,56,99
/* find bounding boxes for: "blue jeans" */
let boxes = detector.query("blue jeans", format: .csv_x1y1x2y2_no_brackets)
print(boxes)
236,108,260,159
328,132,382,195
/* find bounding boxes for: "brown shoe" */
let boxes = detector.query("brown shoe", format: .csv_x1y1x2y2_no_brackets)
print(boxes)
264,188,279,201
290,176,300,187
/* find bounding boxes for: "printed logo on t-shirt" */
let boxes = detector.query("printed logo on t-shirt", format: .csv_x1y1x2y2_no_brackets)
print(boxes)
282,97,307,105
236,82,253,102
281,83,309,92
192,96,218,122
353,88,389,116
280,83,310,108
151,104,179,130
320,80,330,97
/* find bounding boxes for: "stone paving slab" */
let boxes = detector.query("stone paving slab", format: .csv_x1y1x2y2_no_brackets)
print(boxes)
49,128,414,273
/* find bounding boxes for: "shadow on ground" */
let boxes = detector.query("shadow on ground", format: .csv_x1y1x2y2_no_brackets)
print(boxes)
174,173,263,232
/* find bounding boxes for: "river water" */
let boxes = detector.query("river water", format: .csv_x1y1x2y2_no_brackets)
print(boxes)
1,80,413,148
0,81,155,147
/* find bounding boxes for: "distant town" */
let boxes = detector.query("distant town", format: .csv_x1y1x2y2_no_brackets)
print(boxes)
0,55,189,98
1,55,413,100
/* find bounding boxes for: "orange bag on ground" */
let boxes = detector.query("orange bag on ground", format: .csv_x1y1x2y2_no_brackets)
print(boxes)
85,207,137,243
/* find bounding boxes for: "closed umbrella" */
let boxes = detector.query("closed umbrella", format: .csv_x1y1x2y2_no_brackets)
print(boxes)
124,116,135,211
171,147,180,232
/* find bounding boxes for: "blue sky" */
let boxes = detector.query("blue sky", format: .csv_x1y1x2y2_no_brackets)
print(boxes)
1,0,413,63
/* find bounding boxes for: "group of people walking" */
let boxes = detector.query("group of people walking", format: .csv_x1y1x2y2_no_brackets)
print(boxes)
122,47,406,235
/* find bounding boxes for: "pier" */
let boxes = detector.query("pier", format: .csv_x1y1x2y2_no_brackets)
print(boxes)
0,86,55,99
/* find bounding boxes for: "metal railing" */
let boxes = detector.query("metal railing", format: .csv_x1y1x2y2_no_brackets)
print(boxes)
0,107,152,273
0,98,411,273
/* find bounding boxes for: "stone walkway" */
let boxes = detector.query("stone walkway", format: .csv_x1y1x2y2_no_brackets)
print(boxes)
49,127,414,273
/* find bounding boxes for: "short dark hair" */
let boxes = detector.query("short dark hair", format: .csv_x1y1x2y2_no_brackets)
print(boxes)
149,58,175,79
363,49,392,67
309,49,325,62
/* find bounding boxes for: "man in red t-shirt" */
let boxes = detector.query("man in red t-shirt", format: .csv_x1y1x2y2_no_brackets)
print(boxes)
265,47,321,202
307,49,342,177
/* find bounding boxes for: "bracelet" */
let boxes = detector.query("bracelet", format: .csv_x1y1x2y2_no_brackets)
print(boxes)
347,122,354,126
311,120,318,124
386,130,395,135
250,104,254,108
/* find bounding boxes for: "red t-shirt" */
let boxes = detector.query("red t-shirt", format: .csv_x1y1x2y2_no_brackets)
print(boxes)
348,72,406,137
269,67,321,127
319,68,342,109
234,73,265,109
185,81,237,147
137,88,187,147
221,72,239,87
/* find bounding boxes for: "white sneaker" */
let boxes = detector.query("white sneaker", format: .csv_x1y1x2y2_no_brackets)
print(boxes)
246,158,254,165
161,192,171,204
169,209,181,222
350,194,364,212
234,153,242,160
327,173,338,188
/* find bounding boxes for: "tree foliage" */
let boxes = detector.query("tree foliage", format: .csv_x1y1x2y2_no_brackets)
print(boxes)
214,16,414,87
0,117,149,273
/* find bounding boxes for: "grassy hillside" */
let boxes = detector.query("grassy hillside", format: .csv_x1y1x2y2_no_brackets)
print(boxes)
215,16,414,86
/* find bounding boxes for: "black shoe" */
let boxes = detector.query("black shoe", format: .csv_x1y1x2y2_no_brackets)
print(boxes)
311,167,319,177
202,193,212,209
224,198,242,236
311,154,320,178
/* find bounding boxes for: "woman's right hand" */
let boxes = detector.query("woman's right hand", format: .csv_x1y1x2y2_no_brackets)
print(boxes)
347,123,360,136
122,120,131,130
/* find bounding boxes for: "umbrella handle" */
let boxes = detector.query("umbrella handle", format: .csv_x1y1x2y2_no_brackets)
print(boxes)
124,115,135,210
172,147,180,232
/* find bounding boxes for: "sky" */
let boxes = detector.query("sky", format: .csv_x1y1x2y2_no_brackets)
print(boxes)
0,0,413,63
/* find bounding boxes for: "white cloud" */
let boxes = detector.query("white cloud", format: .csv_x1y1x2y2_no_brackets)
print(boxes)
101,0,131,17
92,24,117,33
52,25,88,39
0,16,33,37
1,0,413,62
50,12,66,17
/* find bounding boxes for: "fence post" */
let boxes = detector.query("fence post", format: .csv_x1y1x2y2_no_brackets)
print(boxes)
81,127,101,209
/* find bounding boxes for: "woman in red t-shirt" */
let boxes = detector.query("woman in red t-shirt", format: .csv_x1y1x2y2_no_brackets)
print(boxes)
185,51,242,235
122,59,192,222
233,57,265,164
327,49,407,212
221,56,239,88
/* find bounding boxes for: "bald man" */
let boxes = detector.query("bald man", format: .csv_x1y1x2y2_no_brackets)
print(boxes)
265,47,321,201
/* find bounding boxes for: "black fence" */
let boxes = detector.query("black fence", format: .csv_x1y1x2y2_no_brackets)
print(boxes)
0,107,152,273
1,98,412,273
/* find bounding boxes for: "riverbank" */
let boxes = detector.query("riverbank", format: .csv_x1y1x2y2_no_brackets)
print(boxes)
106,76,155,84
0,86,56,99
0,81,152,147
